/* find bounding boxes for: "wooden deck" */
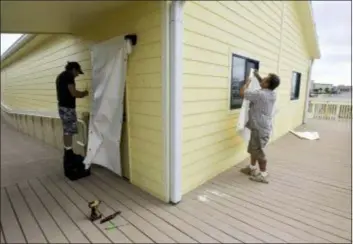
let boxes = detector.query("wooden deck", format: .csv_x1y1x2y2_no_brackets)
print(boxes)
1,119,351,243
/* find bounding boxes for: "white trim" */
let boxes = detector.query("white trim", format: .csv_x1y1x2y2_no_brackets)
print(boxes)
227,52,241,115
169,0,184,204
303,59,314,124
161,1,171,203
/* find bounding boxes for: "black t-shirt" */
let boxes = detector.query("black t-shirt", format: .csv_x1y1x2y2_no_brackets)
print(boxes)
56,71,76,108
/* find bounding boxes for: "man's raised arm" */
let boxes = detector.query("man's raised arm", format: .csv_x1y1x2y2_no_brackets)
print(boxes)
254,70,262,83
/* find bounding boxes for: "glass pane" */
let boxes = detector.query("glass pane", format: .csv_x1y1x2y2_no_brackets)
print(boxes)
230,56,246,109
291,72,298,99
246,61,257,78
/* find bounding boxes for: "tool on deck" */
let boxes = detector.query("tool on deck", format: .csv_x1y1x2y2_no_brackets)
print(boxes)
100,211,121,224
88,200,102,221
101,211,121,230
88,200,122,231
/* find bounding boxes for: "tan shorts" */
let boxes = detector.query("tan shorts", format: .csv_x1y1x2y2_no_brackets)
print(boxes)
247,129,269,161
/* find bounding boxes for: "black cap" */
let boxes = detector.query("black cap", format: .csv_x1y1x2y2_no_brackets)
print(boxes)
65,61,84,74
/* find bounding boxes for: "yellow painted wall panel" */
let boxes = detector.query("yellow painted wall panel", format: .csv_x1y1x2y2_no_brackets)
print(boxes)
183,88,228,102
181,1,312,195
183,74,228,89
183,100,229,115
183,128,236,155
183,111,237,129
76,1,166,201
1,1,166,201
127,73,161,88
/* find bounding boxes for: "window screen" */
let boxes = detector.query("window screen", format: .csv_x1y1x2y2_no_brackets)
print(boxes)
291,71,301,100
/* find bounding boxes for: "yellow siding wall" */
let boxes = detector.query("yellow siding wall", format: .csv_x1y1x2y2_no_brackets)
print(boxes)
1,1,166,201
274,1,311,137
182,1,311,194
1,36,92,116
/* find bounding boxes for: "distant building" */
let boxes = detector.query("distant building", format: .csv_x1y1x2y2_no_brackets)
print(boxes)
337,85,352,93
312,83,333,91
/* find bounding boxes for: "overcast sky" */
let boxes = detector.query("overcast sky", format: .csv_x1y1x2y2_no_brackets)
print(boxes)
311,1,351,86
0,1,351,85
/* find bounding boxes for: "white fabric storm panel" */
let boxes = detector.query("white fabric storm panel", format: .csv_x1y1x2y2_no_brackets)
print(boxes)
237,70,261,142
83,35,131,176
237,70,280,142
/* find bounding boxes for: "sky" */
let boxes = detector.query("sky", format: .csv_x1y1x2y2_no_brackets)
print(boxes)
310,1,351,86
0,1,352,85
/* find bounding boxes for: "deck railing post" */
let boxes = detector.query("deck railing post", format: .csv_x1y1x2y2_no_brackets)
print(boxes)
335,104,341,121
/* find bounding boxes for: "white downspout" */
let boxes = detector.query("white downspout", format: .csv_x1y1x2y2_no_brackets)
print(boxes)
169,0,184,204
303,59,315,124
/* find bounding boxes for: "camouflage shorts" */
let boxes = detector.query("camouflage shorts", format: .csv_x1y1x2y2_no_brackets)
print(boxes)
247,129,269,161
58,107,78,135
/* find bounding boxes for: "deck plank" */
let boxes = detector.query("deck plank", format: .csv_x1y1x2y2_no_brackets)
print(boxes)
160,205,240,243
93,171,240,243
69,175,194,244
215,174,351,229
177,201,262,243
28,178,90,243
190,195,301,243
0,227,5,244
0,188,26,244
73,177,154,243
232,166,350,209
220,167,352,219
37,176,111,243
189,184,327,243
92,171,221,243
56,175,133,243
93,170,255,243
17,181,68,243
79,175,183,243
217,170,351,220
95,169,283,243
48,174,132,244
224,167,351,217
208,178,350,242
1,118,351,244
5,185,47,243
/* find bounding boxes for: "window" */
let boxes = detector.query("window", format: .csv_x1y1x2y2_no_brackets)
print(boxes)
291,71,301,100
230,54,259,110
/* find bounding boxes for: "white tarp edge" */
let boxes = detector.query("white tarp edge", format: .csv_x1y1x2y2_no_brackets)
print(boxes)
290,130,320,140
236,70,261,141
236,69,279,142
83,35,132,176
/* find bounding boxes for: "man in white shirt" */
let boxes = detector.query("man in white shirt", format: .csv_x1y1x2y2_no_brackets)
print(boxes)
239,70,280,183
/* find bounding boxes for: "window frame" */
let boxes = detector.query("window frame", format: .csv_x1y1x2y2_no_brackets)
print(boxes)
290,71,302,101
229,53,260,110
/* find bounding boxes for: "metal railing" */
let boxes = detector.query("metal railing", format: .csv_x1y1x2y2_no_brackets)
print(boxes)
1,102,89,155
307,100,352,121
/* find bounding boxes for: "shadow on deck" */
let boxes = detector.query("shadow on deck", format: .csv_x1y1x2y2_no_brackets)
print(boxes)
1,119,351,243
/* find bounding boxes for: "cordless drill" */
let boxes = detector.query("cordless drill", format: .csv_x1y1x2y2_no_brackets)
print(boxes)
88,200,102,221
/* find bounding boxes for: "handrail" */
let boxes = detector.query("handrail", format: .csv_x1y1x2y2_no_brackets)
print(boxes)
1,102,89,146
309,100,351,105
307,100,352,121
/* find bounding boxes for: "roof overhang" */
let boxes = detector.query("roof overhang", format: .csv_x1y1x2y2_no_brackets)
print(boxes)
1,0,128,34
1,34,53,69
295,1,321,59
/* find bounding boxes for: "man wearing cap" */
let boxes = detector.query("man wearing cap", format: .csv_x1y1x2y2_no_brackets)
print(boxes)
56,61,88,160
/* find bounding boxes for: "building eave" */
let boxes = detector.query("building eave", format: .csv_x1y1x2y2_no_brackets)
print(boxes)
1,34,34,63
296,1,321,59
307,1,321,59
0,34,54,70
